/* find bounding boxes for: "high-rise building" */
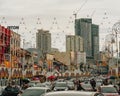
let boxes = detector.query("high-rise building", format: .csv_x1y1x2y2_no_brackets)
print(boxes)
75,18,99,59
66,35,86,70
36,29,51,55
66,35,83,52
91,24,99,59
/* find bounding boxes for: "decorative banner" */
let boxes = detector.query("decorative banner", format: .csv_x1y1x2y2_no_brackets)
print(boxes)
4,60,11,68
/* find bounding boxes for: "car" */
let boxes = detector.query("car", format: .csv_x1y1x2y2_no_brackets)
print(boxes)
21,87,51,96
28,80,40,87
0,86,6,95
97,85,119,96
56,79,65,82
35,83,52,90
35,83,49,87
81,81,93,91
67,81,75,90
42,91,104,96
53,82,68,91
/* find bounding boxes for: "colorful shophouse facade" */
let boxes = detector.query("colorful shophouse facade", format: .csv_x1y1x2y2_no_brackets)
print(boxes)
0,26,33,85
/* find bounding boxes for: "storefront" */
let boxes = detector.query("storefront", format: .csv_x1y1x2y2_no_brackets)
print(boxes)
25,70,33,78
0,67,9,86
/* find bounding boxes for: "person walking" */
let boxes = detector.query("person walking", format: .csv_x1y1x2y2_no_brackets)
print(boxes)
11,80,21,96
17,90,23,96
90,78,96,91
2,80,21,96
2,82,13,96
102,78,109,85
77,80,85,91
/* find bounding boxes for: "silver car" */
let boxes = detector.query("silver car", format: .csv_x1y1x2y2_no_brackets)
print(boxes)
43,91,104,96
21,87,51,96
53,82,68,91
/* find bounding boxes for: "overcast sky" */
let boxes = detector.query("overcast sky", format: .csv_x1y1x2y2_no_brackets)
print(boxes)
0,0,120,51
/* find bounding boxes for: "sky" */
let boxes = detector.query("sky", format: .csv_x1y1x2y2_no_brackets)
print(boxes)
0,0,120,51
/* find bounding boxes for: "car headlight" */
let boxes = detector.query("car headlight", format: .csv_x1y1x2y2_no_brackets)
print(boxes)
65,88,68,91
54,88,57,91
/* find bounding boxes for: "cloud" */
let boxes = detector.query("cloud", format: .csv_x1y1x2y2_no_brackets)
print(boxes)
0,0,120,51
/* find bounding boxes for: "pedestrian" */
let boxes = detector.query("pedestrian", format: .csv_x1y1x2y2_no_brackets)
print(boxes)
90,78,96,91
21,82,29,90
117,81,120,95
11,80,21,96
2,82,13,96
102,78,109,85
17,90,23,96
77,80,85,91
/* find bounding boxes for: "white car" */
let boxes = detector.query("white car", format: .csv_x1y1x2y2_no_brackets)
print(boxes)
53,82,68,91
42,91,104,96
21,87,51,96
97,85,119,96
0,86,6,95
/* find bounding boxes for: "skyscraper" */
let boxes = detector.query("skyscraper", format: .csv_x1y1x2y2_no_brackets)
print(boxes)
66,35,83,52
91,24,99,59
75,18,99,59
36,29,51,54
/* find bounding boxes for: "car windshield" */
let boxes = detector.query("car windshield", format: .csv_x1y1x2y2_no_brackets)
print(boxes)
21,89,45,96
101,87,117,93
36,84,46,87
67,82,74,85
55,83,67,87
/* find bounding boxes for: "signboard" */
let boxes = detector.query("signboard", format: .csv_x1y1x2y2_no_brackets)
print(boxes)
46,54,54,60
7,26,19,30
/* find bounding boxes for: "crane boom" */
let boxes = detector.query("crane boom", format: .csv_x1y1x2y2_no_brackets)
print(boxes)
73,0,88,19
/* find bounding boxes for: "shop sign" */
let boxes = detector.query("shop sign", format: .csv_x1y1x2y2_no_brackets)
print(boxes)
7,26,19,30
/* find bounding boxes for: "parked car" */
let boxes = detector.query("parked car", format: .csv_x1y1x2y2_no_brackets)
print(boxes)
42,91,104,96
35,83,52,90
67,81,75,90
35,83,49,87
28,80,40,87
53,82,68,91
21,87,51,96
0,86,6,95
97,85,119,96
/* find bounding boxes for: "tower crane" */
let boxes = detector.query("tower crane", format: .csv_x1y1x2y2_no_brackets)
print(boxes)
90,10,96,18
73,0,88,19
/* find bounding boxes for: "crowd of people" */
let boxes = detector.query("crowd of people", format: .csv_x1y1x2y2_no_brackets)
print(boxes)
1,80,29,96
74,78,120,93
1,77,120,96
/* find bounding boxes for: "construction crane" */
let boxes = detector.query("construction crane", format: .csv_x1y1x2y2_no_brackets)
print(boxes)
73,0,88,19
86,10,96,18
90,10,96,18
